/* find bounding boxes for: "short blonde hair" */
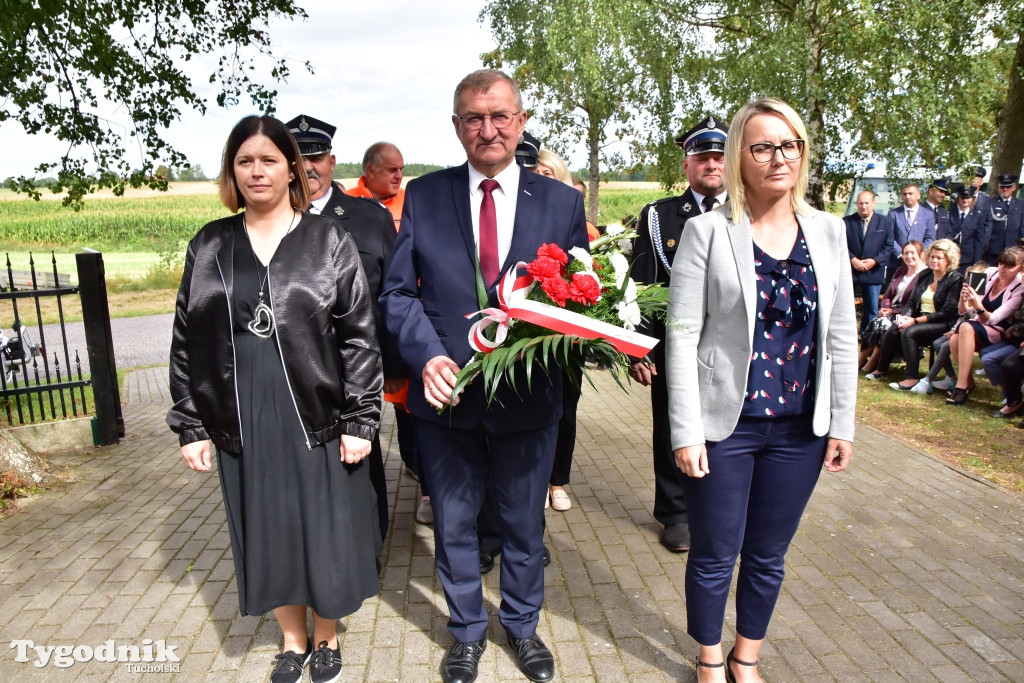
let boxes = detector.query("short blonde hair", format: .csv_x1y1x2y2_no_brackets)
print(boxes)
536,149,573,186
724,98,812,223
928,238,961,271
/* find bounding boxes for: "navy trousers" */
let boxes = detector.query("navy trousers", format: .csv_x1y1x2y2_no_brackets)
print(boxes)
415,418,556,642
680,413,826,645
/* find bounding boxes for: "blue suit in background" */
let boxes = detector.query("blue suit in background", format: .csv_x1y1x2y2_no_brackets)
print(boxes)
843,211,893,337
889,204,936,269
380,162,588,643
985,195,1024,265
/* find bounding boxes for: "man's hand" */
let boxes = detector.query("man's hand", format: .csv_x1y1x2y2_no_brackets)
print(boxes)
340,435,372,464
383,377,405,394
851,257,867,272
823,438,852,472
628,360,657,386
181,439,212,472
422,355,461,409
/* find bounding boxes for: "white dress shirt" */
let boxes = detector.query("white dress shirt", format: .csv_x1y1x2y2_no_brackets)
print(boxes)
468,161,521,270
309,185,334,215
689,188,728,213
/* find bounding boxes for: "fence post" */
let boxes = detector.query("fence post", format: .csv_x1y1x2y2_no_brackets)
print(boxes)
76,252,124,444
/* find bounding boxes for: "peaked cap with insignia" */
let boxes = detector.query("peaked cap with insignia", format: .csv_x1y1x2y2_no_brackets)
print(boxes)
674,114,728,156
285,114,336,156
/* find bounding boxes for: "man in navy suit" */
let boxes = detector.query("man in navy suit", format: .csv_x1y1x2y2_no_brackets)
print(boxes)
888,183,936,285
843,190,894,337
949,185,991,271
380,69,587,683
925,178,952,239
985,174,1024,264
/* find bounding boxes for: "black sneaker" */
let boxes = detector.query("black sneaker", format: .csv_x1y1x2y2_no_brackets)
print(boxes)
271,640,312,683
309,640,342,683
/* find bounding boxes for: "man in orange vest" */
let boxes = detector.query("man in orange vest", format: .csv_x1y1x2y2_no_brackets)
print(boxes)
346,142,405,230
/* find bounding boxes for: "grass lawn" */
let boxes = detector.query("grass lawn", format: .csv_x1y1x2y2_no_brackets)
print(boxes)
856,363,1024,493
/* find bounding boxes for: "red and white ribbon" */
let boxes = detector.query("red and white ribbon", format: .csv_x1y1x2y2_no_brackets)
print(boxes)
466,264,659,358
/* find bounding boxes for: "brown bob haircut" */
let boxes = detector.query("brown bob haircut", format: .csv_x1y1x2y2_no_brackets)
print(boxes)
218,115,310,213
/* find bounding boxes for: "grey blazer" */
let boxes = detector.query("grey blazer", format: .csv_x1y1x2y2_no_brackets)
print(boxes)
665,207,858,448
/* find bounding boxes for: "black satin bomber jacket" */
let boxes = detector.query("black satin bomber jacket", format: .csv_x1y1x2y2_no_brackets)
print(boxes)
166,213,382,452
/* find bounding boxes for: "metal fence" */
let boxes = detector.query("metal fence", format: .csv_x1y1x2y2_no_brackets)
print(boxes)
0,252,122,445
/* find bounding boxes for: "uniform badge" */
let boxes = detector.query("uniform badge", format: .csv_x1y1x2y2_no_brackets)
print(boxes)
298,117,310,132
334,206,345,216
667,239,676,248
682,202,692,212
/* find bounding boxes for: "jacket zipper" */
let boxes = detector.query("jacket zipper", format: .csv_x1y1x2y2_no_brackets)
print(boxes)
266,267,313,450
215,255,244,448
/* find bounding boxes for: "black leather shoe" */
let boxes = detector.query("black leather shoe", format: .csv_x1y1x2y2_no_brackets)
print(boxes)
440,639,486,683
480,549,499,575
661,523,690,552
542,545,551,566
506,633,554,682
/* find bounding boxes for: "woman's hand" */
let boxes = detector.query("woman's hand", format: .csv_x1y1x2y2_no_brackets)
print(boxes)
674,444,709,478
823,438,852,472
896,315,914,330
962,283,982,309
879,307,893,317
340,435,372,464
181,440,213,472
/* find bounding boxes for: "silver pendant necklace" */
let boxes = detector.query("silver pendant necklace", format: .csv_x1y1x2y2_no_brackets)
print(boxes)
243,211,298,339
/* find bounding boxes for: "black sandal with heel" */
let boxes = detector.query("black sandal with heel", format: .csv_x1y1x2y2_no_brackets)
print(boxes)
696,654,725,680
726,647,762,683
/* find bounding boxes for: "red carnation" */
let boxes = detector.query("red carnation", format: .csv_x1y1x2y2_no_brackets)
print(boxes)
568,273,601,305
536,243,568,266
527,257,563,280
541,277,571,307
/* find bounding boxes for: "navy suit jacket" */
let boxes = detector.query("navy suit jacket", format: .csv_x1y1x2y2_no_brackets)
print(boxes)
889,205,936,267
949,207,991,267
843,212,893,285
379,162,589,432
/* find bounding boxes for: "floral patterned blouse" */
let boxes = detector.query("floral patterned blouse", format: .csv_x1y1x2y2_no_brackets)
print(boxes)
742,229,818,418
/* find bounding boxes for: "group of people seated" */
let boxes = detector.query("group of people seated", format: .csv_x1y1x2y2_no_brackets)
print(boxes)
860,241,1024,424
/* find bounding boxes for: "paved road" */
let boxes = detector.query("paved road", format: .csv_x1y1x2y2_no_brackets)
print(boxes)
1,368,1021,680
38,313,174,376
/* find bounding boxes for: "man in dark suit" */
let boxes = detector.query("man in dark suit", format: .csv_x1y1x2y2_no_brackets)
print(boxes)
949,185,991,271
986,173,1024,264
843,190,894,338
925,178,952,240
628,114,727,554
286,114,402,543
380,69,588,683
888,184,936,284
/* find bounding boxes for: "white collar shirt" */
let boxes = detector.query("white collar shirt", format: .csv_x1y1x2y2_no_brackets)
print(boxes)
468,161,521,269
309,185,333,215
689,188,728,213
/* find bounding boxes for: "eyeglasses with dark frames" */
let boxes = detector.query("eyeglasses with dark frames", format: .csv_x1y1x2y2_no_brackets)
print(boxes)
454,110,522,131
742,139,805,163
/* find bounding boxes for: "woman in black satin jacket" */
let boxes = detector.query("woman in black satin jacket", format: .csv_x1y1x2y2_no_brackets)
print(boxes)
166,115,382,683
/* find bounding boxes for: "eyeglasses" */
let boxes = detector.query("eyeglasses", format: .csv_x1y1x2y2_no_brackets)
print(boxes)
454,111,522,131
742,139,805,163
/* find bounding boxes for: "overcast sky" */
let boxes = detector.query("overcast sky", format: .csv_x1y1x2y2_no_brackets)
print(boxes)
0,1,524,180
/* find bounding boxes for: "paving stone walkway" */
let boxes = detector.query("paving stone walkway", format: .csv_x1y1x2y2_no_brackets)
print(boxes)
1,367,1022,681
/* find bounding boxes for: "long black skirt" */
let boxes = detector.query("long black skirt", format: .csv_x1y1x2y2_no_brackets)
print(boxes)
216,333,381,618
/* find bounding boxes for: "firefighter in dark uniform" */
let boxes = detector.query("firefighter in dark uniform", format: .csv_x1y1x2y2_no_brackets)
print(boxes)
287,114,406,544
628,114,728,553
985,173,1024,265
926,178,952,240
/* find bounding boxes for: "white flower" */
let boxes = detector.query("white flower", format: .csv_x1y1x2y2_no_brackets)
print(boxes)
605,222,625,236
569,246,592,270
615,279,640,329
610,252,629,288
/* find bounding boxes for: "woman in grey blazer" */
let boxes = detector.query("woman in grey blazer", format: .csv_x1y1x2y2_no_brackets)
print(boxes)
665,98,857,683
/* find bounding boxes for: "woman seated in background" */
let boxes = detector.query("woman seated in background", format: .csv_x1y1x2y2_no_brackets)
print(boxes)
906,261,990,394
945,246,1024,405
867,239,963,386
860,240,927,373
